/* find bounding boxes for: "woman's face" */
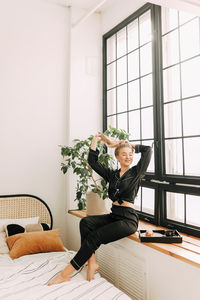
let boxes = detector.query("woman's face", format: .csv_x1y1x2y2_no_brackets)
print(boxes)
116,147,133,168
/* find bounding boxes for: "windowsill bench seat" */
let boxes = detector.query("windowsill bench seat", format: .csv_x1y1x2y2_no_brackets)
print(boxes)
68,209,200,269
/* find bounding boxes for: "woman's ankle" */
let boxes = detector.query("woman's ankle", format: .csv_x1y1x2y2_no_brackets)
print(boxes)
88,261,99,270
61,264,75,277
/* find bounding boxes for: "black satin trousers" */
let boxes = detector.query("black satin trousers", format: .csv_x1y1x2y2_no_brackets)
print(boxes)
70,205,139,270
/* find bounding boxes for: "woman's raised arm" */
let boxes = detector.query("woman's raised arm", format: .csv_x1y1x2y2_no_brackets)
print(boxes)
90,135,101,151
88,134,113,182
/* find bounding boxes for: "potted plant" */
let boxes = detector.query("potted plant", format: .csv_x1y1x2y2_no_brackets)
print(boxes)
60,126,129,213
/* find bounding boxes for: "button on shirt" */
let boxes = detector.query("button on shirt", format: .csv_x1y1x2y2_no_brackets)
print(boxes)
88,144,152,204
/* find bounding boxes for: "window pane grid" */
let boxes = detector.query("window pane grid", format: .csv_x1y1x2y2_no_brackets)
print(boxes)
162,93,200,104
162,53,200,71
126,26,130,135
162,15,198,37
106,71,153,92
138,18,142,145
106,41,153,66
104,4,200,235
166,191,200,228
184,194,186,225
134,186,155,216
177,14,185,177
107,104,154,117
106,9,154,158
164,134,200,141
162,8,200,177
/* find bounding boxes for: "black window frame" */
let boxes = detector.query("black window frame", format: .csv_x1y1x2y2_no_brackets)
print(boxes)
160,184,200,238
103,3,200,237
139,180,160,225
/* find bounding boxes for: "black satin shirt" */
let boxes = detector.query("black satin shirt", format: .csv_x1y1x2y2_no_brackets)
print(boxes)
88,145,152,204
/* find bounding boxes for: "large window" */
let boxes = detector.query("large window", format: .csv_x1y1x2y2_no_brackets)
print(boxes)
103,4,200,237
162,8,200,179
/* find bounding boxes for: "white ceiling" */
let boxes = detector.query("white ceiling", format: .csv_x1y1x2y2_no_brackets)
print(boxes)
49,0,200,17
49,0,117,11
65,0,106,9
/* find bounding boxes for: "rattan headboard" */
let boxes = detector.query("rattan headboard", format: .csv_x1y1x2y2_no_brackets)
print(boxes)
0,194,53,229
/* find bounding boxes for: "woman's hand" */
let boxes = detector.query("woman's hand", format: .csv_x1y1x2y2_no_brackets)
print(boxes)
94,134,117,147
91,134,135,150
118,140,136,150
91,134,113,150
93,134,102,142
90,134,101,150
118,140,129,144
97,134,113,145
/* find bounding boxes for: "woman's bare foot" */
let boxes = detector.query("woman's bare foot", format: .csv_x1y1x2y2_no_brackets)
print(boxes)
47,264,75,286
87,262,100,281
47,271,70,286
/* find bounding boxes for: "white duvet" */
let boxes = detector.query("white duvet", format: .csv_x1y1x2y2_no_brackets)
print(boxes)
0,251,131,300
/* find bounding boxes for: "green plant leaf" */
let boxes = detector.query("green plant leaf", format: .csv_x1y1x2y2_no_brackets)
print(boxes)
60,126,129,202
61,165,68,174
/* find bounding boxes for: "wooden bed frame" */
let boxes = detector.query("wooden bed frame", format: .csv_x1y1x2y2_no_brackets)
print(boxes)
0,194,53,229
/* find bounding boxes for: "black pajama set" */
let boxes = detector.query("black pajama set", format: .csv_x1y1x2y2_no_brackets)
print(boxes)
70,144,152,271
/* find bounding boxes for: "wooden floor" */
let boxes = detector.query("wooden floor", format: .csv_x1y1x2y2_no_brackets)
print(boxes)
68,209,200,269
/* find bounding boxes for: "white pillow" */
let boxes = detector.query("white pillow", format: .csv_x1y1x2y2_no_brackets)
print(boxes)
0,232,9,254
0,216,39,232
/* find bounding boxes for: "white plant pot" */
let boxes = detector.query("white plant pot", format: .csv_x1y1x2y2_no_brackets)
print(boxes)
86,191,112,216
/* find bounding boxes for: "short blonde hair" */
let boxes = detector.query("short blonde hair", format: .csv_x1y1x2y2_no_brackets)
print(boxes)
114,143,133,157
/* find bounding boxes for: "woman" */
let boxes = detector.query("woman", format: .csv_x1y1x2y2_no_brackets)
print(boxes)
48,134,152,285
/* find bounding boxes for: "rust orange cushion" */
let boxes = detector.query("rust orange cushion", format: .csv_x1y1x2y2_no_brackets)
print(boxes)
6,229,66,259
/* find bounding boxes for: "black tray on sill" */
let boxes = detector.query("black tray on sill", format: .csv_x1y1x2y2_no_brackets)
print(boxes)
139,230,182,243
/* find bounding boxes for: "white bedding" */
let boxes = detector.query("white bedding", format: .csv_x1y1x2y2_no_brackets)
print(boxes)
0,251,131,300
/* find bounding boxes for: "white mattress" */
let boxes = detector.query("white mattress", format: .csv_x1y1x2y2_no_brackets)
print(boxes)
0,250,131,300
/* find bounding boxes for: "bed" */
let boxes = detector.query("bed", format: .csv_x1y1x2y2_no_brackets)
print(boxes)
0,194,131,300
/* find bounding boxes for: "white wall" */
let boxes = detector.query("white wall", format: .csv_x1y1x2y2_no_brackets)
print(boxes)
0,0,69,244
0,0,102,250
70,9,102,140
64,7,102,250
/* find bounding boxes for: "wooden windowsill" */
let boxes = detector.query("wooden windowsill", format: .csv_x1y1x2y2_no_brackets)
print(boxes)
68,209,200,269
